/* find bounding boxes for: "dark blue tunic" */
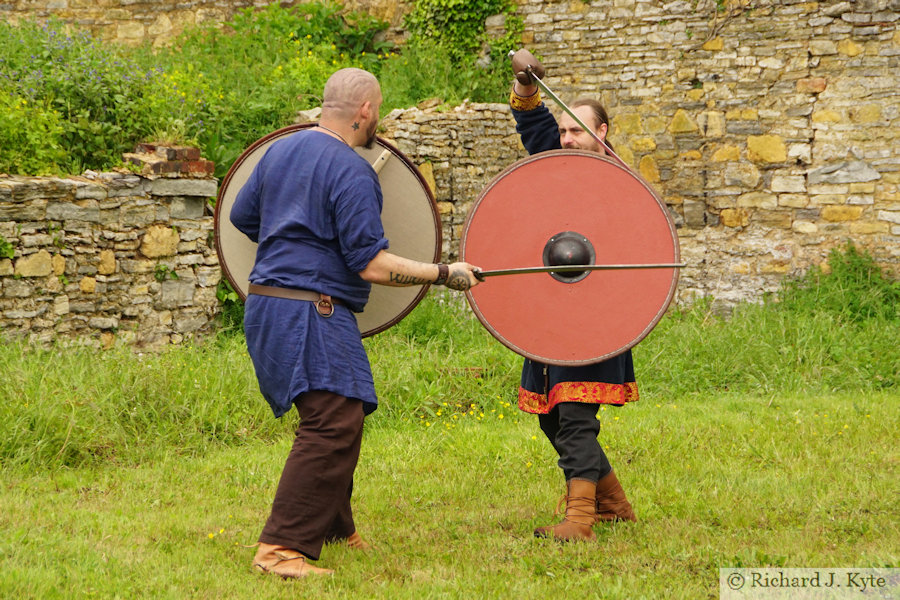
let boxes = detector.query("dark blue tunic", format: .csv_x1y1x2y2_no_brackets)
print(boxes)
231,130,389,417
511,103,639,413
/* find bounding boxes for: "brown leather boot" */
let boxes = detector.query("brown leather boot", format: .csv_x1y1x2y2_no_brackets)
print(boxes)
345,531,372,550
595,471,637,523
253,543,334,578
533,478,598,541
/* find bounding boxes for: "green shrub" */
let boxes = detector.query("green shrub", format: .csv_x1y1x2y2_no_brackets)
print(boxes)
215,279,245,334
1,20,164,173
378,38,510,109
138,2,394,178
404,0,519,61
0,89,66,175
396,0,523,105
0,1,521,177
775,242,900,322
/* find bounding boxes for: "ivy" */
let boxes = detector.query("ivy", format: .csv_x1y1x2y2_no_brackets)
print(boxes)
404,0,522,62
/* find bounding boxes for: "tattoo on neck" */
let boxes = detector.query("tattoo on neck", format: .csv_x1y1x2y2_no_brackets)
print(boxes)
352,121,360,130
389,271,429,286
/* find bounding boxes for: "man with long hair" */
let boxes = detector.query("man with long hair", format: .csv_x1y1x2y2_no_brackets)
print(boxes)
507,49,639,542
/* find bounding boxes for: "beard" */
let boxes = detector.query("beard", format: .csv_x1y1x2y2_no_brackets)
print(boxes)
564,139,602,153
364,119,378,149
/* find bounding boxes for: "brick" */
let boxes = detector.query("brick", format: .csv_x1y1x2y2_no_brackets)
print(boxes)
821,206,864,222
747,135,787,164
796,78,827,93
721,208,750,227
181,160,215,176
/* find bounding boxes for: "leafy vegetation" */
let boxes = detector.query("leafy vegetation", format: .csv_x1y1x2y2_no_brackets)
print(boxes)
405,0,521,60
0,20,165,175
215,279,245,334
0,87,67,175
0,0,521,177
396,0,523,103
776,242,900,323
0,233,15,260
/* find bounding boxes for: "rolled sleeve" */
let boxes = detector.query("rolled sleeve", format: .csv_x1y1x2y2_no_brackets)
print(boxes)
334,176,389,273
230,165,263,243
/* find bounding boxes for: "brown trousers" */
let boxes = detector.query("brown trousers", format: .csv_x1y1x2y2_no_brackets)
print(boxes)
258,390,365,560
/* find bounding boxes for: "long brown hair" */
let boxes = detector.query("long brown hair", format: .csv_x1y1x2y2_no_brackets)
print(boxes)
571,98,614,151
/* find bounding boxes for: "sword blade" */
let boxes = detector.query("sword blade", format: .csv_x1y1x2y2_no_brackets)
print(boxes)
475,263,686,279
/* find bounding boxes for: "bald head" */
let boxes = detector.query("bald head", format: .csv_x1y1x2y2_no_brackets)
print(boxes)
322,68,381,119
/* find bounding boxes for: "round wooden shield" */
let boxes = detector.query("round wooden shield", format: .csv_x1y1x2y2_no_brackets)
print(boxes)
460,149,680,366
214,123,441,337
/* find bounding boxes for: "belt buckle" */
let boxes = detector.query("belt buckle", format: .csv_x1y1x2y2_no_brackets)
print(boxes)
316,296,335,317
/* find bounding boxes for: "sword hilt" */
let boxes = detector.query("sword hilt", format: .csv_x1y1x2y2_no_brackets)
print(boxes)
507,50,631,171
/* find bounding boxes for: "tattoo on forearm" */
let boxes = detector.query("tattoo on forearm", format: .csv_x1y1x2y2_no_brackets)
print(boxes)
445,269,472,291
389,271,430,285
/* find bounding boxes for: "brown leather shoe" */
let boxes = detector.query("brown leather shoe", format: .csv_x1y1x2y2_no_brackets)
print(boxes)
534,478,598,541
345,531,372,550
253,543,334,578
595,471,637,522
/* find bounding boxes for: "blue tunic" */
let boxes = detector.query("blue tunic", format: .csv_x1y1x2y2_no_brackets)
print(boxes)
230,130,390,417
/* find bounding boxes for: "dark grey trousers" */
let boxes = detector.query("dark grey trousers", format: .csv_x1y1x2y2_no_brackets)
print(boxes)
538,402,612,482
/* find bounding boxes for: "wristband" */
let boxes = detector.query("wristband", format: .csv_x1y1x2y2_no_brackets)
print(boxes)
434,263,449,286
510,87,542,111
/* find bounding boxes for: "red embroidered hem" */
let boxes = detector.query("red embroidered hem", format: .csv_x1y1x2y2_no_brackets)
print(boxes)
518,381,639,415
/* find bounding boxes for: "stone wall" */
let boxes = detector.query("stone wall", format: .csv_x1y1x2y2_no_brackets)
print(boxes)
0,0,410,47
0,147,220,348
3,0,899,322
506,0,899,308
364,0,899,311
375,102,526,259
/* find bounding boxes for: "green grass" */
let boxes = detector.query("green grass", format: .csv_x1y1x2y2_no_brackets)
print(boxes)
1,392,895,599
6,287,894,472
2,248,899,597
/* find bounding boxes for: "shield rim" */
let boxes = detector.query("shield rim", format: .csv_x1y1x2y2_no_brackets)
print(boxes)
213,123,442,337
460,148,681,366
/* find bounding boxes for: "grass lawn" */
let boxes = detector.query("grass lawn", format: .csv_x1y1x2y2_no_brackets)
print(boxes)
2,389,895,599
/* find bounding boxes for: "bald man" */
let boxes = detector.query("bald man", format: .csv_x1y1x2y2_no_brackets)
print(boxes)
231,68,480,578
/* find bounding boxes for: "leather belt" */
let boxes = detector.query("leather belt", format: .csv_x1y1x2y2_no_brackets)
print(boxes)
248,283,343,317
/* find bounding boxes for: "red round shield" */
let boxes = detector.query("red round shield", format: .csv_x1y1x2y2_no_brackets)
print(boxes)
460,149,680,366
214,124,441,337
